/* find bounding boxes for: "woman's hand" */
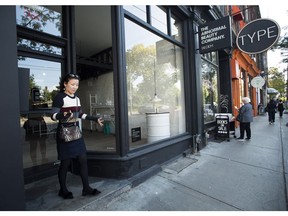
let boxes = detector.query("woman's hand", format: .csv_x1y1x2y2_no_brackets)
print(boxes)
97,117,104,127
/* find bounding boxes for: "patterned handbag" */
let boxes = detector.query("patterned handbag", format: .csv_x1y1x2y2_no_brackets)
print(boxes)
59,124,82,142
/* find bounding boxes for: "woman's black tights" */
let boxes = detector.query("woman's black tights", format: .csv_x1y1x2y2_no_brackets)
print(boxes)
58,154,91,193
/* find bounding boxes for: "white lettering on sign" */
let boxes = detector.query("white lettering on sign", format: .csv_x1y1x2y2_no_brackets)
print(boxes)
217,119,228,124
198,16,231,54
200,25,227,49
238,25,278,46
236,19,280,54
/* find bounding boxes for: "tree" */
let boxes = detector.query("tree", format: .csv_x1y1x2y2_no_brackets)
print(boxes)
126,44,180,113
277,35,288,63
268,67,286,95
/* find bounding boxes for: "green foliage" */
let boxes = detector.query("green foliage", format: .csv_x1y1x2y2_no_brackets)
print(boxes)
268,67,286,95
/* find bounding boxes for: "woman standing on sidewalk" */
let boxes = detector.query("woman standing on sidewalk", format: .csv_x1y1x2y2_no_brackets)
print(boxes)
51,73,104,199
236,97,253,141
266,98,277,124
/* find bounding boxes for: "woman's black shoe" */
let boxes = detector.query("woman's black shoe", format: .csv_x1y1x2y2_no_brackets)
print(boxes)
58,190,73,199
82,188,101,196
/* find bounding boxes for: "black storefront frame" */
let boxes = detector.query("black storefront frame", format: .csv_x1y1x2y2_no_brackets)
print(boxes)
15,5,198,181
0,6,26,210
0,5,214,210
14,5,207,182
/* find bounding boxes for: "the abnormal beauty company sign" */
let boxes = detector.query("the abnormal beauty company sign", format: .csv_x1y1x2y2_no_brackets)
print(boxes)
236,18,280,54
198,16,232,54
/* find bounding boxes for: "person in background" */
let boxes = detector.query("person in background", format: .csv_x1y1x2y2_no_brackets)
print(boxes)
51,73,104,199
277,99,284,118
235,97,253,141
266,98,277,124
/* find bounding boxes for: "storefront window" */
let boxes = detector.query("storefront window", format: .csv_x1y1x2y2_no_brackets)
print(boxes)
202,55,219,123
151,6,167,34
16,5,62,37
123,5,147,22
18,57,61,168
74,5,116,153
17,38,62,55
125,18,186,149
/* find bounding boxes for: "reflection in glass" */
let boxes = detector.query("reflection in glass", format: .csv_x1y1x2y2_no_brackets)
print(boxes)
202,59,219,123
125,18,186,149
151,6,167,34
171,13,183,42
17,38,62,55
201,52,217,65
18,58,61,168
18,57,61,110
21,113,58,168
123,5,147,22
16,5,62,37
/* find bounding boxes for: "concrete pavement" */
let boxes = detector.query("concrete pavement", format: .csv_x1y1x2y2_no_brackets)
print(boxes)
25,114,288,211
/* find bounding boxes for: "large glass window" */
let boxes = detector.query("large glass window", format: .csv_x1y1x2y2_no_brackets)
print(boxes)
202,53,219,124
125,18,186,149
18,58,61,168
74,6,115,153
123,6,183,42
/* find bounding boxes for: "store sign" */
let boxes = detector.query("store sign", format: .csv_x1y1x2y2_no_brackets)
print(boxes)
131,127,141,142
215,115,229,138
236,18,280,54
251,76,265,88
198,16,232,54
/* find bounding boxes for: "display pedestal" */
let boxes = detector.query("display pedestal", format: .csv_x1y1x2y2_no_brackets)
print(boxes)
146,112,170,143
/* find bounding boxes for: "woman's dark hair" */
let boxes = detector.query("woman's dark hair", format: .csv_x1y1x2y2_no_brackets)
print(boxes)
60,73,80,91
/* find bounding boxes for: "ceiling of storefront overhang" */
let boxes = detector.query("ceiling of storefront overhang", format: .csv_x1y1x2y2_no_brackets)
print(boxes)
75,6,112,58
47,5,112,58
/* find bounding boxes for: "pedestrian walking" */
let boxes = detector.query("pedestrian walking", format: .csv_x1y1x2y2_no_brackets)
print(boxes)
277,99,284,117
266,99,277,124
51,73,104,199
235,97,253,141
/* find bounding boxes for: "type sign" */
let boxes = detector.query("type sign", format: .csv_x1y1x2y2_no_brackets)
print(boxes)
236,18,280,54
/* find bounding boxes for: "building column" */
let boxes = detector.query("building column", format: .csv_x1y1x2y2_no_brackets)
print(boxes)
0,6,26,210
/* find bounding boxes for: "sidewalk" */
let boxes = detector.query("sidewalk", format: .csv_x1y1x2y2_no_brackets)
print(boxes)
25,114,288,211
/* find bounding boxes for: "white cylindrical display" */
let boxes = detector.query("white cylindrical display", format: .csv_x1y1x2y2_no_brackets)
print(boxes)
146,112,170,143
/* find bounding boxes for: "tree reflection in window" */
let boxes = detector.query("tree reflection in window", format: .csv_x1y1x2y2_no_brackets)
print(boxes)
202,60,219,123
16,5,62,58
16,5,62,35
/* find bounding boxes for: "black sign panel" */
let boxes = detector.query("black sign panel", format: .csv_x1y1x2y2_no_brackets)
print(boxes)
236,18,280,54
216,115,229,138
131,127,141,142
198,16,232,54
